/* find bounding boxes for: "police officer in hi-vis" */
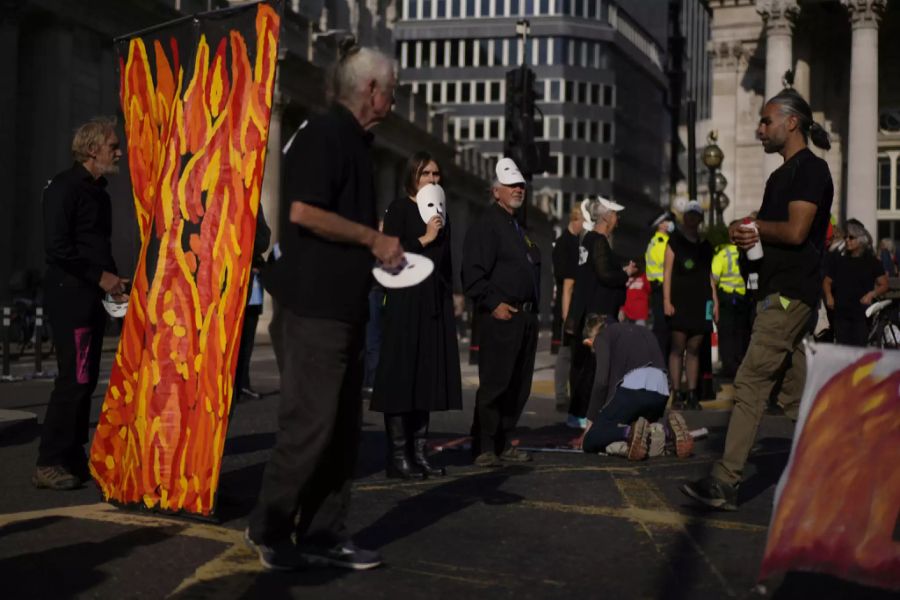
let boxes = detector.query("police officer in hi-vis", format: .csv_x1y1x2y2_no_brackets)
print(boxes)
462,157,541,468
645,211,675,356
711,229,751,381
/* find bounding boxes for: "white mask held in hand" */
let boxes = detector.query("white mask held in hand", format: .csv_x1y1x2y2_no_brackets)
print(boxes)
416,183,446,224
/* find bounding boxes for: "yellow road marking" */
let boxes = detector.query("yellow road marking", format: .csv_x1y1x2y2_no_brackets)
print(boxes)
169,544,263,598
612,476,739,598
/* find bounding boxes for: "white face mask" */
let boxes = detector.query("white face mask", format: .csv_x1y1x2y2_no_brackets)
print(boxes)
580,199,595,230
415,183,446,224
666,221,675,234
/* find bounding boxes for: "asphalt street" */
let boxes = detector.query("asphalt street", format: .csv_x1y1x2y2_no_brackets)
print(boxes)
0,331,893,599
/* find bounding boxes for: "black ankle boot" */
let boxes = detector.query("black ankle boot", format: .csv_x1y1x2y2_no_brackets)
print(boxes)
685,389,703,411
384,415,424,480
672,390,686,409
410,413,446,477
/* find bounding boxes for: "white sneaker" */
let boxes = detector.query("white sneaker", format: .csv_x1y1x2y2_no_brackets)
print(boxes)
648,423,666,458
604,441,629,457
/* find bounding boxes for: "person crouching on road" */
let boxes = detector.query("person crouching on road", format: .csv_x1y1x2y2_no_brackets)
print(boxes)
578,314,694,460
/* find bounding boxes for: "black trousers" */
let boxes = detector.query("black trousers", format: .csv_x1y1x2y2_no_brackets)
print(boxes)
248,312,364,546
38,282,106,467
233,305,261,399
833,315,868,347
650,282,669,357
568,336,595,418
471,310,538,455
717,292,751,380
582,387,669,453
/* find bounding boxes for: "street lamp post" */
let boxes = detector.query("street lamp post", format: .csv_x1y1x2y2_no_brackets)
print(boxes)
702,131,724,225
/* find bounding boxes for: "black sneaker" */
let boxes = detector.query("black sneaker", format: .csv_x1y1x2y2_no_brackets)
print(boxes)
680,476,738,511
243,528,307,571
299,540,382,571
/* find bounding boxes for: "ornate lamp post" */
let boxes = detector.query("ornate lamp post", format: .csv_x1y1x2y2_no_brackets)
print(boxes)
702,131,725,225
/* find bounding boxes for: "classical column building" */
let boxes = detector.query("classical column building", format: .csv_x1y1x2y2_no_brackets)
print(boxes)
705,0,899,241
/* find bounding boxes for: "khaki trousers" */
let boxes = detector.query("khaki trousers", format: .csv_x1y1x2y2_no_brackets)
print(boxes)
711,293,812,486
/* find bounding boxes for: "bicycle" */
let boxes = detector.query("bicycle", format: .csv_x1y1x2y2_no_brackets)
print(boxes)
866,298,900,349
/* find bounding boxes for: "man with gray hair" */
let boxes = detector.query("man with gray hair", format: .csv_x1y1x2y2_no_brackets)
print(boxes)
462,157,541,467
245,41,402,571
34,117,127,491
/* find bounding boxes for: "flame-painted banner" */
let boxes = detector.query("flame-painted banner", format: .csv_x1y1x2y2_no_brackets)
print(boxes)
89,0,282,516
759,342,900,591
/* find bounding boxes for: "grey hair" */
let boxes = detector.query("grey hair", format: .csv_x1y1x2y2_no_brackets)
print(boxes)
72,116,117,163
880,238,895,253
846,220,873,253
332,45,396,106
768,88,831,150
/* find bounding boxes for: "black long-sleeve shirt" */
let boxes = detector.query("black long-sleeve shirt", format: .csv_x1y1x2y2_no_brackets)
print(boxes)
567,231,627,331
462,202,541,312
43,163,116,287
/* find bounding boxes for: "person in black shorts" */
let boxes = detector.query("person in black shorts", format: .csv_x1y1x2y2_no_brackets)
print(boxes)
663,200,718,410
823,220,889,346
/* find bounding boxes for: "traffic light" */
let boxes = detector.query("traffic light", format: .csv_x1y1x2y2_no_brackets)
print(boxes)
504,66,550,178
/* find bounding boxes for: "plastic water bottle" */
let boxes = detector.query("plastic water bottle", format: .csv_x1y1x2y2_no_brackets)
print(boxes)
742,218,764,261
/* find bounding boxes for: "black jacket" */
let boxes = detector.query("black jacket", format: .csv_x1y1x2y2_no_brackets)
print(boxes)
567,231,626,333
43,163,116,287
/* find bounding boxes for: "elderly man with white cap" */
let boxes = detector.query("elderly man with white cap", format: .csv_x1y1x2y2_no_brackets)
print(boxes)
564,196,636,429
462,157,542,467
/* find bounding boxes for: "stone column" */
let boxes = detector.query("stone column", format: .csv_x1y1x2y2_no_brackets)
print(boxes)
757,0,799,177
842,0,886,234
0,2,22,301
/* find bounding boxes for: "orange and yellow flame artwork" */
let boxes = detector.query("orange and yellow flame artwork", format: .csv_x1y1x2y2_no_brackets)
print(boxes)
760,352,900,590
89,2,281,516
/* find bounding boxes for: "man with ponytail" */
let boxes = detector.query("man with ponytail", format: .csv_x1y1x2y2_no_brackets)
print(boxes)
682,89,833,511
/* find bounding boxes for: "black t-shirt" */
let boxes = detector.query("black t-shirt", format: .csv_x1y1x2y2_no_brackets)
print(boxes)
264,104,376,324
825,253,884,320
757,148,833,307
551,229,580,312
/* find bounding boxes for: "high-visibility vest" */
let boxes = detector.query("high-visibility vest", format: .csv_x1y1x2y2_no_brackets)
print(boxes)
645,231,669,282
712,244,746,295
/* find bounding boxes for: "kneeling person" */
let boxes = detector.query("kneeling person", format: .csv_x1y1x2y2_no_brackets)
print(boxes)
580,315,693,460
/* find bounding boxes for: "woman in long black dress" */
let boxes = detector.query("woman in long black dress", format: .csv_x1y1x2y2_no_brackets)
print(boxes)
372,152,462,479
663,201,718,410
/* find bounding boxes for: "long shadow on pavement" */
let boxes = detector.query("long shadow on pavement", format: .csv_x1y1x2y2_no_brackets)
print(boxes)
355,465,531,550
0,518,182,598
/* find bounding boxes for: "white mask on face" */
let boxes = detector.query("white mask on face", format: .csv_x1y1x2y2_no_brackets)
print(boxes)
416,183,446,224
666,221,675,234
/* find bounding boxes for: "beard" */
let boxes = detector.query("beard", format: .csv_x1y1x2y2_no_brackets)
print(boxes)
507,195,524,209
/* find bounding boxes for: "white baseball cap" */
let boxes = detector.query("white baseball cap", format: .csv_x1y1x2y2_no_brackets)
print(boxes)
597,196,625,212
495,157,526,185
684,200,704,215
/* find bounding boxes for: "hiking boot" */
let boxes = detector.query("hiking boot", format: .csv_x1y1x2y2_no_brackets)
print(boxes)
626,417,650,461
648,422,666,458
32,465,82,491
243,528,307,571
680,476,738,511
474,451,502,468
666,411,694,458
499,446,532,463
299,540,383,571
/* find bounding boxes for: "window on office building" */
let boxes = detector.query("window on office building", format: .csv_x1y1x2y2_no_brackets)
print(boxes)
446,81,457,103
435,42,445,67
602,158,611,179
548,80,560,102
449,40,460,66
510,0,520,16
578,82,588,104
467,0,476,16
459,118,471,140
589,157,598,179
878,157,892,210
602,122,612,143
474,119,485,140
489,118,500,139
475,81,485,103
545,116,561,139
589,121,599,143
422,41,432,67
423,0,433,18
576,120,586,140
461,81,471,102
480,0,490,16
563,119,573,139
575,156,585,178
489,81,501,103
604,85,614,107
